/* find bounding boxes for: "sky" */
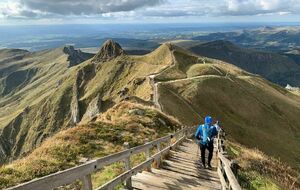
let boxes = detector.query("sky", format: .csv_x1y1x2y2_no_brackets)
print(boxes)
0,0,300,25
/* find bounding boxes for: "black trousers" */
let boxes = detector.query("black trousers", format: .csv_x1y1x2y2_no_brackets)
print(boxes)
200,142,214,166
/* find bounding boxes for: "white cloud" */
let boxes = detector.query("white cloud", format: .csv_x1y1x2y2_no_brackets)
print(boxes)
0,0,300,21
223,0,300,15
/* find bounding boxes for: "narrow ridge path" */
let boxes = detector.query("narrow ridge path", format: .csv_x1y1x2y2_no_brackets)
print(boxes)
132,139,222,190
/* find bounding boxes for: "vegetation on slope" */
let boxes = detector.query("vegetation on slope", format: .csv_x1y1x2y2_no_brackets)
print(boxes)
0,101,181,189
187,40,300,86
1,40,300,190
152,47,300,172
227,141,300,190
0,40,173,164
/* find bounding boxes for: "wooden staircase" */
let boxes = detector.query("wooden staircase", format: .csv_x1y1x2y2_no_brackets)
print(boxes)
132,139,222,190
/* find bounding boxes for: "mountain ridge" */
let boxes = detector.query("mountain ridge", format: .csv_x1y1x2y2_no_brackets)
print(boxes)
0,40,299,176
186,40,300,86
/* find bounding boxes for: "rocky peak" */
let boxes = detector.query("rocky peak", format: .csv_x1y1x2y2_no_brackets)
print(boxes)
92,39,126,63
63,45,76,54
63,45,93,67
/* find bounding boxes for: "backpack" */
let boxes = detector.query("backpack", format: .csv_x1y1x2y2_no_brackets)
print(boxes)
200,124,210,144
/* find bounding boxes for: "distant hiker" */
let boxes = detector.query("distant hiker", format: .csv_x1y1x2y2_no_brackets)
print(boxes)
215,120,223,132
215,120,226,138
195,116,218,169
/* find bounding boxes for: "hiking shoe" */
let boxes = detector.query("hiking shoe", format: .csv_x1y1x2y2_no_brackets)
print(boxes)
207,164,212,169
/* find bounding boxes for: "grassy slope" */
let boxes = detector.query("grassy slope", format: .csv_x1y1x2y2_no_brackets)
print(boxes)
0,48,73,128
0,101,181,188
227,140,300,190
155,46,300,172
0,43,174,163
0,48,84,162
187,40,300,86
82,45,172,105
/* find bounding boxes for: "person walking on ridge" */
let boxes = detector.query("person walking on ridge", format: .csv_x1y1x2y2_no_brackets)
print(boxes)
195,116,218,169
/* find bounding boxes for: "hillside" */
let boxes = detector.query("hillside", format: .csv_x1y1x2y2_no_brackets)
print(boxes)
0,40,173,164
0,101,181,188
192,26,300,52
150,45,300,170
0,40,300,189
0,46,93,163
186,40,300,87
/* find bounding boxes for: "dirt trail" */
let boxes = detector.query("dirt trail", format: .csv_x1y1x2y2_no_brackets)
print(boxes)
148,47,205,119
148,48,177,110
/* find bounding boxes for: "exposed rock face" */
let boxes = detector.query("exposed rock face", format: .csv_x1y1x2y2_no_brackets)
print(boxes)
63,46,94,67
0,112,23,163
71,63,97,124
71,81,80,124
92,40,126,63
82,94,102,121
128,109,145,116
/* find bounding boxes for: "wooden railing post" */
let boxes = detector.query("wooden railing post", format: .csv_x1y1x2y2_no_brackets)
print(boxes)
81,174,93,190
168,134,172,147
180,128,184,140
123,142,132,190
156,142,161,167
145,138,151,172
230,160,239,176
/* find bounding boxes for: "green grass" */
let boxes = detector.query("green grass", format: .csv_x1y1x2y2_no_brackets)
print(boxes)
226,141,299,190
92,162,125,189
1,42,300,190
238,171,281,190
158,64,300,171
0,101,181,189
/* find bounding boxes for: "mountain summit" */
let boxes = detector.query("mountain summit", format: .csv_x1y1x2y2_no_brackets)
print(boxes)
63,45,93,67
92,39,126,62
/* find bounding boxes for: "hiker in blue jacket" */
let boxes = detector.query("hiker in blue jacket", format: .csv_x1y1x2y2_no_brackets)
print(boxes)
195,116,218,169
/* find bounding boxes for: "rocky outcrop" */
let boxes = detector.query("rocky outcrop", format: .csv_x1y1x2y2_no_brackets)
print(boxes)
0,112,24,164
71,63,97,124
82,94,102,121
92,39,126,63
63,46,94,67
71,81,80,124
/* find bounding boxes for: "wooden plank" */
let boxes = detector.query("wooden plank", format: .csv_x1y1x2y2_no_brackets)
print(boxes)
132,139,222,190
95,150,131,169
123,142,132,190
153,146,171,161
217,167,228,190
97,138,180,190
217,138,242,190
133,170,221,190
96,159,153,190
171,136,185,149
131,135,171,155
223,164,241,190
7,160,98,190
81,174,93,190
156,143,161,167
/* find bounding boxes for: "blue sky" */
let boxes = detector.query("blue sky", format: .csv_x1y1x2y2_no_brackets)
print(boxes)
0,0,300,25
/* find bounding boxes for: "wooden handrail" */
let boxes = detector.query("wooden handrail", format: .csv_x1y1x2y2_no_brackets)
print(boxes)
7,126,197,190
216,131,242,190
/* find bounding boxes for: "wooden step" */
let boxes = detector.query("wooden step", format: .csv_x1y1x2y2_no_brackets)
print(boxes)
132,139,222,190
